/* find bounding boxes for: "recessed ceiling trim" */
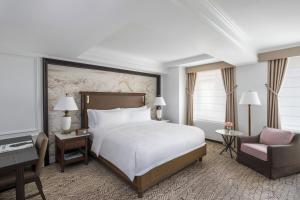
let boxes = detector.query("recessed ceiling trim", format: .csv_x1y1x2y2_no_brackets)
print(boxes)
79,46,165,74
163,54,214,67
174,0,256,58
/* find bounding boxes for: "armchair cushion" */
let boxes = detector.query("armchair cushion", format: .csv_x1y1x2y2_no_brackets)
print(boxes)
259,127,295,145
241,143,268,161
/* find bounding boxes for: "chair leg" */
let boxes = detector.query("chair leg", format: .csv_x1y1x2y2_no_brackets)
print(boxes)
35,177,46,200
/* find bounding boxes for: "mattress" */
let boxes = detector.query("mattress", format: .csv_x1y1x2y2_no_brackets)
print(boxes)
89,120,206,181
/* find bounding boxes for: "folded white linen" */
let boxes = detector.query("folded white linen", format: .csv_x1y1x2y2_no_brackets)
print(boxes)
90,120,205,181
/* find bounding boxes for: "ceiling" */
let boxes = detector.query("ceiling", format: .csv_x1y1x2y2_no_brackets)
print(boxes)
0,0,299,73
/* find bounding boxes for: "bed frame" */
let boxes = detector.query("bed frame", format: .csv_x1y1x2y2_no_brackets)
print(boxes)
80,91,207,198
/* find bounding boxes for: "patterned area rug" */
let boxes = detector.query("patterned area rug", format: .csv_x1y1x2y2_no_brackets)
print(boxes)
1,141,299,200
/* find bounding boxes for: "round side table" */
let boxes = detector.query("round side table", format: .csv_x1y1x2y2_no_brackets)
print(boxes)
216,129,244,159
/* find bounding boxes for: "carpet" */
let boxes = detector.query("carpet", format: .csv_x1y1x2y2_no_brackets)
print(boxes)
1,141,299,200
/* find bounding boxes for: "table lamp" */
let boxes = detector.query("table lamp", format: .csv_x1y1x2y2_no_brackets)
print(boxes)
154,97,166,120
54,94,78,133
239,90,261,136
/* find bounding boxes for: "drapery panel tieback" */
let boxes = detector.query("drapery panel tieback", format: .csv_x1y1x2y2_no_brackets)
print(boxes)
186,88,194,96
265,84,278,96
225,85,238,96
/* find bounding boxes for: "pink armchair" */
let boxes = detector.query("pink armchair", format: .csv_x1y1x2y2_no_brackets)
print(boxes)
237,127,300,179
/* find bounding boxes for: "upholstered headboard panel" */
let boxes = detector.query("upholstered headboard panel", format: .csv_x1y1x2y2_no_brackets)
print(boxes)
80,92,146,129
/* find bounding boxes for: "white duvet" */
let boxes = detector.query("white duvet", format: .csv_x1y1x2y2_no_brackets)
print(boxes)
90,120,205,181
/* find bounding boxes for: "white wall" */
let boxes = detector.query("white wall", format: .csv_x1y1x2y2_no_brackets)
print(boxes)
236,62,268,135
0,53,42,139
194,121,223,141
162,68,179,123
178,67,186,124
162,67,186,124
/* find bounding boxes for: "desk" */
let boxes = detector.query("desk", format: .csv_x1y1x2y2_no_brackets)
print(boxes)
0,136,38,200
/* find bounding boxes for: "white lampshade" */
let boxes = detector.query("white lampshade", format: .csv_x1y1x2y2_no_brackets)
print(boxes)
154,97,166,106
54,96,78,111
239,90,261,105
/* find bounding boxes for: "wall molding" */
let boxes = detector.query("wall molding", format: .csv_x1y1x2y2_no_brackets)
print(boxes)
0,128,40,136
0,53,42,136
173,0,256,60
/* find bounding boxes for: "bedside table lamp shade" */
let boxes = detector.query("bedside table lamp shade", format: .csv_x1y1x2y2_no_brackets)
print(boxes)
154,97,166,120
54,95,78,132
239,91,261,136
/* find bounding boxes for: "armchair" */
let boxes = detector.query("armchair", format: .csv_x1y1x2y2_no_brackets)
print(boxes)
237,128,300,179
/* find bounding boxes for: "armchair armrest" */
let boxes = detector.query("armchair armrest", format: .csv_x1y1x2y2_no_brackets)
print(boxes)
268,134,300,167
237,135,260,151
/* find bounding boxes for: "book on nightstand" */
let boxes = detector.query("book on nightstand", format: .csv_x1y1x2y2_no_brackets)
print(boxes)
64,151,84,161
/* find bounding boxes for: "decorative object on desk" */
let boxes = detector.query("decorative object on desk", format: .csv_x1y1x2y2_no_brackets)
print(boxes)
224,122,233,131
0,140,33,153
239,90,261,136
76,129,88,135
154,96,166,120
54,93,78,134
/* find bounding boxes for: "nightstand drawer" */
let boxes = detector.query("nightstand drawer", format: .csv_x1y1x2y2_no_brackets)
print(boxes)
64,138,86,150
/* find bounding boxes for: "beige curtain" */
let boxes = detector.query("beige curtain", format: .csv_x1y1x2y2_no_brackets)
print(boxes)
266,58,288,128
186,72,197,125
221,67,238,130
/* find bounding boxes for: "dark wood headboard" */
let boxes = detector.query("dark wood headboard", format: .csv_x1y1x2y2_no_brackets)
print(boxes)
80,92,146,129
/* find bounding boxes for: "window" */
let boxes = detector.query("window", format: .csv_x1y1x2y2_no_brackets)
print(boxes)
193,69,226,123
279,56,300,131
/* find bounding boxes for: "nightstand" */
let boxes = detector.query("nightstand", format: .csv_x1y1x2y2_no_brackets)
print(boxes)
55,131,89,172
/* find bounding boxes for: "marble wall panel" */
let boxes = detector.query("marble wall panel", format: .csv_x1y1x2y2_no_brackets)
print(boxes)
48,64,157,163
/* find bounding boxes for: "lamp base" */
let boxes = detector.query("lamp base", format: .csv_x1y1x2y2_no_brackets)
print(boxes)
62,116,72,133
156,107,162,121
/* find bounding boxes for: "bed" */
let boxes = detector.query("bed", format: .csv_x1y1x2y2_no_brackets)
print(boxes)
80,92,206,197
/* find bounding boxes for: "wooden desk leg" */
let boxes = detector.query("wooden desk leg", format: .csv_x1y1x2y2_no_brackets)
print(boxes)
85,137,88,165
16,165,25,200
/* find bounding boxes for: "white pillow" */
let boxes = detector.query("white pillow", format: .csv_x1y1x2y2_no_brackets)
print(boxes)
122,106,147,111
95,109,128,128
87,108,120,128
128,108,151,123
